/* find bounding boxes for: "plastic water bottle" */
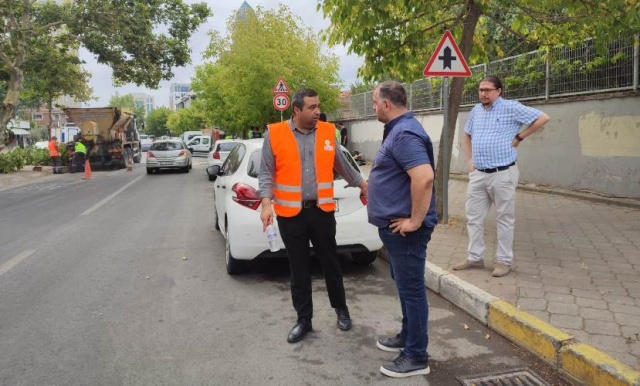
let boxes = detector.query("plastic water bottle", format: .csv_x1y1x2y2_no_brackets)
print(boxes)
266,224,280,252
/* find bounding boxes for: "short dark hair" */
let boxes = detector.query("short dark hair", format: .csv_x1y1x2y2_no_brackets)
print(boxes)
319,112,327,121
292,89,318,114
376,80,407,107
482,75,503,92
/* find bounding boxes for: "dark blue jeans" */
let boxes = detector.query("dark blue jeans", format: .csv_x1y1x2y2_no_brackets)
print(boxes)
379,225,434,359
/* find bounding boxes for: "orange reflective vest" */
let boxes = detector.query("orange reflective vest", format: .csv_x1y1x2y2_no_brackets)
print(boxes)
48,140,60,157
269,121,336,217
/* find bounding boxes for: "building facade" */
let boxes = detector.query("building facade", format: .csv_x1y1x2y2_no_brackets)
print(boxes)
169,83,191,110
131,93,155,116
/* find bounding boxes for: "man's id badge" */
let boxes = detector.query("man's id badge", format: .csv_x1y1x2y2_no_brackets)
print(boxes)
323,139,334,151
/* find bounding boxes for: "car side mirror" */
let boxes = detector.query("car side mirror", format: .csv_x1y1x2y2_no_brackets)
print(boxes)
206,165,221,181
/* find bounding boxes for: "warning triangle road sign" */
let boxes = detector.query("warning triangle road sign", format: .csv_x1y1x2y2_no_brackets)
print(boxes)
423,30,472,77
272,77,290,94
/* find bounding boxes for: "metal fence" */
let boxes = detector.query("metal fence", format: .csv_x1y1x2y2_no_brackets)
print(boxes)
342,34,639,119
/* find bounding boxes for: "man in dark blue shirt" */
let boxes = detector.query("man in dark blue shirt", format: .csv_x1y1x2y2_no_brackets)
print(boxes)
368,80,437,378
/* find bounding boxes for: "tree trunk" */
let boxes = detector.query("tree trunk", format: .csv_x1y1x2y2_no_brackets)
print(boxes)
0,29,28,148
435,1,481,222
0,65,25,147
47,97,54,139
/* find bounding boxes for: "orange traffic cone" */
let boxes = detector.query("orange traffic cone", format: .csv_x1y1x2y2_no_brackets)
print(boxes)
82,159,92,180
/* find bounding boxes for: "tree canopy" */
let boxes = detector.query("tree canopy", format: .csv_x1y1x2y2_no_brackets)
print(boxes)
108,94,146,119
190,5,341,136
166,104,207,136
318,0,638,219
1,0,210,145
144,107,173,138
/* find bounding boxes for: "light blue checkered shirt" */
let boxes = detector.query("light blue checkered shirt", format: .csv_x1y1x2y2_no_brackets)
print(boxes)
465,97,542,169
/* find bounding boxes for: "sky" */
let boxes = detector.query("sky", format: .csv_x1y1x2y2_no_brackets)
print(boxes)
81,1,364,108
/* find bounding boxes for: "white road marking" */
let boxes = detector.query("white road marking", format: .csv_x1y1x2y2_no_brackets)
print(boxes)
81,175,144,216
0,250,35,277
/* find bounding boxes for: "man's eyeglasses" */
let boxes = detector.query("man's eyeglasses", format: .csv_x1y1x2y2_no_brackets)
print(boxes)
478,88,498,93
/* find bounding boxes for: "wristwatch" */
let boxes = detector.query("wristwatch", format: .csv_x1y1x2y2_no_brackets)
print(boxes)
515,134,524,142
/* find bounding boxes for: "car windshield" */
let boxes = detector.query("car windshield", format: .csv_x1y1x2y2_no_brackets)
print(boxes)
151,142,183,151
140,135,148,139
217,142,239,152
247,148,359,180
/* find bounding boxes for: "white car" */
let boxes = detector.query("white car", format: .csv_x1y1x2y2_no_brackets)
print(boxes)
34,141,49,149
206,138,382,274
206,139,242,180
139,135,153,152
186,135,213,156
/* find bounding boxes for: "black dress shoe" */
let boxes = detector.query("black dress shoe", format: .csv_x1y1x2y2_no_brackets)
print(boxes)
287,320,312,343
336,308,352,331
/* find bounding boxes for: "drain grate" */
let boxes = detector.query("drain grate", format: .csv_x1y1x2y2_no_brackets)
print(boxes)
458,368,550,386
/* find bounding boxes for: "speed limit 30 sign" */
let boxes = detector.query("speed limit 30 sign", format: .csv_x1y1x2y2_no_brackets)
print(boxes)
273,94,290,111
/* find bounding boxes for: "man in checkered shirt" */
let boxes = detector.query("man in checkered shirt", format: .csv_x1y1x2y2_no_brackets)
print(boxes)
453,75,550,277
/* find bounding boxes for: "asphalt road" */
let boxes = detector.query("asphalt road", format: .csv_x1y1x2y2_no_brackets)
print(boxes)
0,159,570,385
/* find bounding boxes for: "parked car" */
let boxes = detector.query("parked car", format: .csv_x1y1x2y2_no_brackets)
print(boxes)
206,138,382,274
139,135,154,152
179,130,203,144
146,139,192,174
207,139,241,180
34,141,49,149
186,135,213,156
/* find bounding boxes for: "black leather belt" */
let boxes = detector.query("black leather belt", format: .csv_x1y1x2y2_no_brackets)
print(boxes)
302,200,317,208
476,162,516,173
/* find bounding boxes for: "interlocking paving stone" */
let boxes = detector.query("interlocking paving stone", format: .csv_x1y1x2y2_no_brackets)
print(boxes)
428,177,640,370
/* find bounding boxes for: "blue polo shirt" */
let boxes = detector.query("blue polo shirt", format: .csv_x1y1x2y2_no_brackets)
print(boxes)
368,112,438,229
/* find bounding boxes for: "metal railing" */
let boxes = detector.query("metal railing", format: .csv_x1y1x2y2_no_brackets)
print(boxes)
341,34,639,119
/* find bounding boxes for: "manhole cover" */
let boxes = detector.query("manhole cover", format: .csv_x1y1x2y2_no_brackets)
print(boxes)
458,368,550,386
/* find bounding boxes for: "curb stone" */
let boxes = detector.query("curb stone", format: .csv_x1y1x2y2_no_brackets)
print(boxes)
423,260,640,386
379,250,640,385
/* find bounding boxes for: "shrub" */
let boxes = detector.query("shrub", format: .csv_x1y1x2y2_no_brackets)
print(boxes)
0,147,52,173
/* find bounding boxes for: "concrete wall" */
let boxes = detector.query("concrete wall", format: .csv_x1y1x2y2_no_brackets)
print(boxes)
346,94,640,198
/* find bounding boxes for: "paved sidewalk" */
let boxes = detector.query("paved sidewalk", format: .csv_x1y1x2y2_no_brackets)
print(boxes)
430,175,640,371
0,166,60,192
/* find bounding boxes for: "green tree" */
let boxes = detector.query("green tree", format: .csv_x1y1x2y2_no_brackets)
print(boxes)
166,104,207,136
0,0,210,145
108,94,145,119
191,5,341,137
144,107,172,138
21,39,93,137
318,0,637,219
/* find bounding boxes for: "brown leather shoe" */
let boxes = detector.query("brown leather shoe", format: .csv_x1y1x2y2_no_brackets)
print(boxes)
492,263,511,277
452,260,485,270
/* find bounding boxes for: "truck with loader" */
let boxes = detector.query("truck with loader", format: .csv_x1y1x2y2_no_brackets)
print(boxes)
63,107,142,170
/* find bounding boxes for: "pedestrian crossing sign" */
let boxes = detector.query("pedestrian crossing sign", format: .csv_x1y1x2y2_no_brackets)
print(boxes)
272,77,290,94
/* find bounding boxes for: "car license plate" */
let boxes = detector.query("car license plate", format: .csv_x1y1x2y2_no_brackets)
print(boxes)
334,199,339,212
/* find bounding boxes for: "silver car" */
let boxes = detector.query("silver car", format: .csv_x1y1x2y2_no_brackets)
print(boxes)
207,139,241,180
146,139,192,174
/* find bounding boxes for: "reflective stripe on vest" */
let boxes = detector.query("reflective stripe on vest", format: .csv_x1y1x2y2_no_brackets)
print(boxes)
269,121,336,217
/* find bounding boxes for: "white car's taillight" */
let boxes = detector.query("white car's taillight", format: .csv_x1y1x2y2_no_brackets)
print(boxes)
232,183,261,210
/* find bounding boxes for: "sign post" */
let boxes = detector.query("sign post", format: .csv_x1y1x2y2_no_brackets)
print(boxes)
423,30,472,224
272,77,291,121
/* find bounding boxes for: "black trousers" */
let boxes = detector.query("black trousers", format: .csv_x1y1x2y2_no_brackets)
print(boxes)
71,153,85,173
277,206,347,322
